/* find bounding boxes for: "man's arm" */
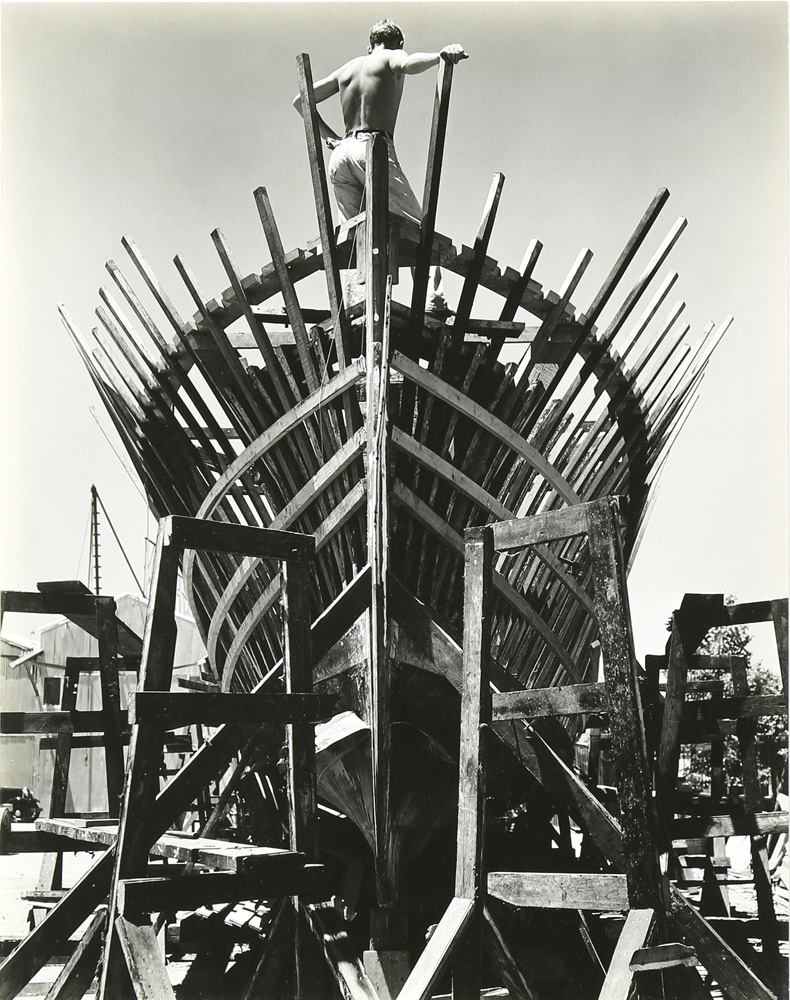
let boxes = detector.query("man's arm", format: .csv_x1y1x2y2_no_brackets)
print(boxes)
293,71,343,145
388,44,468,76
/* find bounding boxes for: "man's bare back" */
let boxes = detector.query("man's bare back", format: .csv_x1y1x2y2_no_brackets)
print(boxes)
293,21,466,145
334,49,407,136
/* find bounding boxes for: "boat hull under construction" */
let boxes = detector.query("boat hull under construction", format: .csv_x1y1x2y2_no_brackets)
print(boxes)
61,62,730,948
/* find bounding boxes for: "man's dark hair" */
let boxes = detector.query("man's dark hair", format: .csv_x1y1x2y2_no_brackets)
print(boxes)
369,19,404,50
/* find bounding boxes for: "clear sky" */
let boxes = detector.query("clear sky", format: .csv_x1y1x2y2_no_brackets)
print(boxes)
1,1,787,666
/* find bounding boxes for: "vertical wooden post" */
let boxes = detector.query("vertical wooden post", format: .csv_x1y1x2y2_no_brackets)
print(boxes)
365,134,394,911
99,518,180,1000
49,659,80,817
283,555,318,1000
409,58,455,332
96,596,125,818
586,498,663,913
296,53,351,371
770,598,788,694
656,617,690,825
452,525,493,1000
731,656,780,967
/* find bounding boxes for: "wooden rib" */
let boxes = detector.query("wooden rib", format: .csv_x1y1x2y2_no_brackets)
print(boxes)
586,188,670,327
517,245,593,379
208,227,354,580
525,215,688,456
96,292,264,528
398,897,475,1000
393,351,581,505
409,57,456,331
254,187,321,391
295,53,350,369
122,237,256,444
172,251,269,433
393,480,581,679
180,360,364,627
392,428,594,614
193,360,364,522
220,482,366,691
206,430,364,673
452,173,506,342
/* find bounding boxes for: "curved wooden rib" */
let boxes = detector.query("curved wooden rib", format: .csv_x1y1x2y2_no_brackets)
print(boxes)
392,480,581,680
391,351,582,506
206,430,365,672
221,481,367,690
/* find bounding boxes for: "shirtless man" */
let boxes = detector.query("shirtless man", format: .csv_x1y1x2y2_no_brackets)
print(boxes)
293,19,467,311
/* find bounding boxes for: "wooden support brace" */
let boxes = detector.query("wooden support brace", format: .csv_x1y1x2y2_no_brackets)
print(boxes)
598,908,655,1000
397,897,475,1000
115,916,175,1000
587,497,663,912
487,872,629,911
43,906,107,1000
128,691,337,729
492,682,608,720
629,943,697,971
117,864,329,915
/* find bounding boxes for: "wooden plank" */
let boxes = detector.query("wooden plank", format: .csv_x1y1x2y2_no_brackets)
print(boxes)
129,692,337,729
673,812,789,839
48,658,80,818
43,907,106,1000
598,908,655,1000
630,943,697,970
1,590,97,617
587,498,662,911
37,819,305,872
303,902,379,1000
60,656,139,673
491,505,590,551
114,916,175,1000
1,712,131,735
682,694,787,723
117,864,328,914
397,896,475,1000
165,516,315,562
1,830,106,853
487,872,629,911
668,887,778,1000
492,683,608,720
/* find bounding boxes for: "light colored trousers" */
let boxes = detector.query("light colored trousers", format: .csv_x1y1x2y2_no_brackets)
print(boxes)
328,135,446,309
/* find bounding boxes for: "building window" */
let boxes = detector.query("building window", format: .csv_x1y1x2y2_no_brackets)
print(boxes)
43,676,61,706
